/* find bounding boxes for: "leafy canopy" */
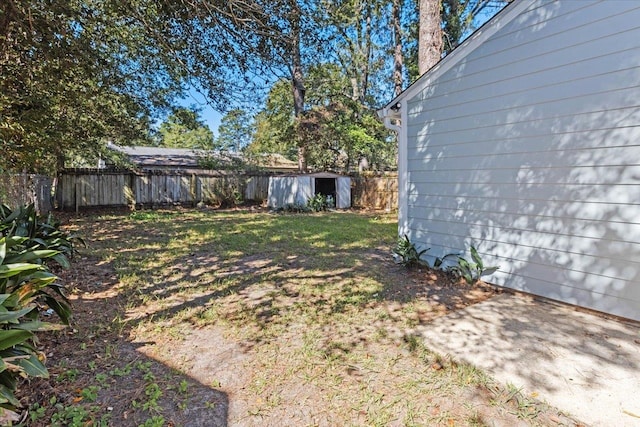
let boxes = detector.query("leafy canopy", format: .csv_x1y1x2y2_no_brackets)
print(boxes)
156,108,214,149
216,109,255,153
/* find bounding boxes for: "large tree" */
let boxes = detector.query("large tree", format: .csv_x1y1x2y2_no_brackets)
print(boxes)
1,0,509,175
248,79,298,161
216,109,255,153
0,1,160,173
317,0,388,105
392,0,405,97
249,64,395,172
418,0,443,75
0,0,272,173
156,108,214,149
413,0,510,76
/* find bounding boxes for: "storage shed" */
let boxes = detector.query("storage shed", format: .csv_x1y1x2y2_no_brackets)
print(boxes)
268,172,351,209
379,0,640,320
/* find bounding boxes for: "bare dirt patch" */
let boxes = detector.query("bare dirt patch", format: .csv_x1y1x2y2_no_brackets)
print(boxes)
19,209,579,426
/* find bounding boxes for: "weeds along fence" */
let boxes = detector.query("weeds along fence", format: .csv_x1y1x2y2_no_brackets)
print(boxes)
0,173,53,213
56,169,397,211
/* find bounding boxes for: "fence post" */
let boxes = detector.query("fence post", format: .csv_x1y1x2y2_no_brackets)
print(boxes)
75,178,79,213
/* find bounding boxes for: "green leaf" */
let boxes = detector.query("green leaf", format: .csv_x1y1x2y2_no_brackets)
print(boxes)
18,271,58,292
51,253,70,269
0,263,43,279
2,209,20,225
0,384,20,408
0,367,18,392
458,257,470,269
0,307,34,324
2,236,27,249
43,297,71,325
0,330,32,351
15,321,64,331
4,249,59,264
0,295,10,306
480,266,499,277
30,237,48,247
26,270,57,281
470,246,483,270
14,354,48,378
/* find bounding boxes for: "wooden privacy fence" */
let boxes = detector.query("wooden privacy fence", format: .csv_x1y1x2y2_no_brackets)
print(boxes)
57,169,398,211
0,173,53,213
58,169,271,210
350,173,398,211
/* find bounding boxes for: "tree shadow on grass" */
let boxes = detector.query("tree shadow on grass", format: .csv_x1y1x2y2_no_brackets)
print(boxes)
19,255,229,427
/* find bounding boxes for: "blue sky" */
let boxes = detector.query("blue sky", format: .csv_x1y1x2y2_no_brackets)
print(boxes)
201,108,222,136
180,88,223,136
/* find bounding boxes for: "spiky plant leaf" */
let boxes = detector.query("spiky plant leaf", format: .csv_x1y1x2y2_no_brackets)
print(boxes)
0,330,33,351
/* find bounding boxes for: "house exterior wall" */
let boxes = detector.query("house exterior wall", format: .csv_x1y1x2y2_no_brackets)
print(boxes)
401,0,640,320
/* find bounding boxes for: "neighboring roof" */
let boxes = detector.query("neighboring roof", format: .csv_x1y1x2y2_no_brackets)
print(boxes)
379,0,534,119
112,145,298,171
115,146,206,168
254,153,299,171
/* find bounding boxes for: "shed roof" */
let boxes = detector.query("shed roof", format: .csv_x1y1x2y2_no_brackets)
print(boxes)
273,172,348,179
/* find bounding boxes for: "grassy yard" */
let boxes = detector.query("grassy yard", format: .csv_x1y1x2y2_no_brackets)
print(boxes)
21,208,574,426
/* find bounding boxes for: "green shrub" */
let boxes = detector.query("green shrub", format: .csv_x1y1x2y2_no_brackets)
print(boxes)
307,194,326,212
393,235,429,268
306,194,335,212
448,246,499,284
0,203,84,263
0,203,79,421
392,235,499,283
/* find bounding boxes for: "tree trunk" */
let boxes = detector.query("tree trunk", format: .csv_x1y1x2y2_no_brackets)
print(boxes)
392,0,403,97
290,1,307,172
361,6,372,104
350,75,360,102
418,0,443,75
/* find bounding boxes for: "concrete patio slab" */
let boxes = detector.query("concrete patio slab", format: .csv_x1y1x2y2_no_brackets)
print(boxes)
416,293,640,426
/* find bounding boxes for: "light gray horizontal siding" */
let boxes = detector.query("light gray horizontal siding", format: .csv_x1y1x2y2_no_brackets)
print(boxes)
409,66,640,123
411,43,640,117
408,103,640,144
472,1,635,64
408,164,640,186
408,146,640,178
403,0,640,319
407,195,640,224
412,2,640,106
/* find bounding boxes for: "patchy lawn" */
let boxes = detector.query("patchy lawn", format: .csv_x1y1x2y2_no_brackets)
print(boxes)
21,208,577,426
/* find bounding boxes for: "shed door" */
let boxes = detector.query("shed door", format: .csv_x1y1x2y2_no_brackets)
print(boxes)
295,176,313,205
336,177,351,209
